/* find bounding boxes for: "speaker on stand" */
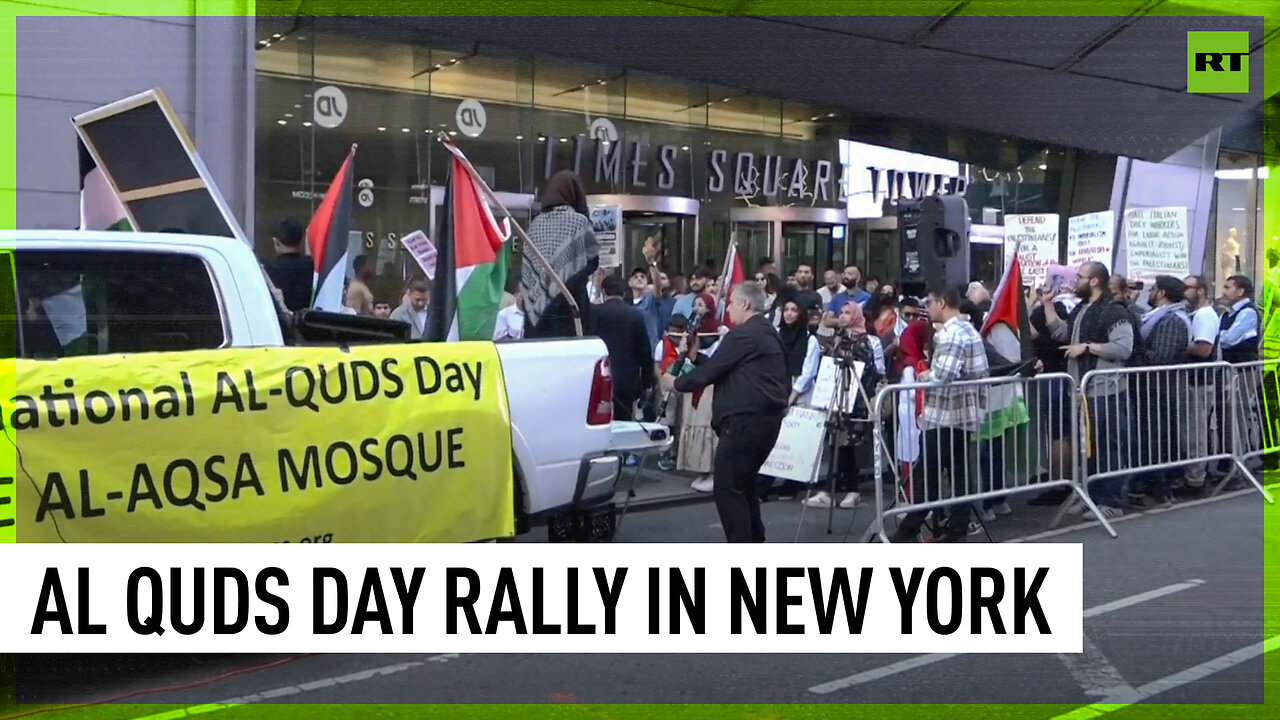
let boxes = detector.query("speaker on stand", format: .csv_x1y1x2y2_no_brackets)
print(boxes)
897,195,970,298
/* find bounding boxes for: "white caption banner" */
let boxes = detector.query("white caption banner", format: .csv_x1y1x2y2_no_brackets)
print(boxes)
0,544,1083,654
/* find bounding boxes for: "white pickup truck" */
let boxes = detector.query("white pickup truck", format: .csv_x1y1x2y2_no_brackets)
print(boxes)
1,230,669,538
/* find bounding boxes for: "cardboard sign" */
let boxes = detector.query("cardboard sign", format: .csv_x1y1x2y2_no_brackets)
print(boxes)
1003,214,1060,286
761,406,827,484
401,230,437,280
809,357,866,413
590,205,622,269
1124,207,1189,285
1066,211,1114,271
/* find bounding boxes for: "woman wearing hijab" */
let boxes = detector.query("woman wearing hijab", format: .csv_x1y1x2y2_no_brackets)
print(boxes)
767,283,798,330
762,297,826,499
522,171,599,338
804,301,886,510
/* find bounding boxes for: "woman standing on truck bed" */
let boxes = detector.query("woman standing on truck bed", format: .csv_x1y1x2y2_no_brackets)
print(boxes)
522,171,599,338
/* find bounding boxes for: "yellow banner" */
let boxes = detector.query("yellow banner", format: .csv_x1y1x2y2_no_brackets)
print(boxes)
0,343,514,543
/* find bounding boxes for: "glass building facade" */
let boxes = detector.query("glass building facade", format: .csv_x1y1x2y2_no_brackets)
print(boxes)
255,17,850,302
252,18,1270,301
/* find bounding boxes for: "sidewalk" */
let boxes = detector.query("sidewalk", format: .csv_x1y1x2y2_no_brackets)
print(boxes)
612,456,709,509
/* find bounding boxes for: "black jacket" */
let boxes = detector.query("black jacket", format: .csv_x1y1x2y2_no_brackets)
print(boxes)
265,253,315,312
674,313,789,431
590,298,653,401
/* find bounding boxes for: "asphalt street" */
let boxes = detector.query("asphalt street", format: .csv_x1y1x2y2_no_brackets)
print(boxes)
8,485,1271,717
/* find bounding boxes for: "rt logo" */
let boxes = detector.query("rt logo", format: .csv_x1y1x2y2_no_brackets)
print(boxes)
1187,31,1249,94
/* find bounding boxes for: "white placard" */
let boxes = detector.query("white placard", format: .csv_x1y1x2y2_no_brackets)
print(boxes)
761,406,827,484
1003,214,1060,286
0,543,1083,654
1124,207,1189,285
809,357,866,413
401,230,437,280
590,205,622,269
1066,211,1114,271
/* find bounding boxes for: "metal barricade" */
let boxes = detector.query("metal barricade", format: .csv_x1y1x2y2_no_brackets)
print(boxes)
1221,359,1279,502
1074,361,1275,524
864,372,1090,543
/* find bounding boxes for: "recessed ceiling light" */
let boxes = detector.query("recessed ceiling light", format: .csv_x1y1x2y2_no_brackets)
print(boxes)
559,137,568,143
377,126,387,132
283,113,293,118
1037,164,1047,170
401,127,410,133
448,131,458,136
515,135,524,140
293,104,301,109
277,119,287,125
302,121,312,127
681,145,690,151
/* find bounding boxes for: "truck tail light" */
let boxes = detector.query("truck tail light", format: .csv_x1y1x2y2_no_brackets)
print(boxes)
587,357,613,425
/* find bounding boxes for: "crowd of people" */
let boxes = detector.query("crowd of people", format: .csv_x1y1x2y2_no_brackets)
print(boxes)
260,171,1275,544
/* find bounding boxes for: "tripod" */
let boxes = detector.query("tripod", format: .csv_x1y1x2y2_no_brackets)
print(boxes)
794,355,876,539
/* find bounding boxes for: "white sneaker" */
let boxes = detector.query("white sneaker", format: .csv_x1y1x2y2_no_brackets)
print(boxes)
690,476,714,493
993,501,1013,516
1083,506,1124,521
803,491,834,508
976,507,996,523
839,492,861,509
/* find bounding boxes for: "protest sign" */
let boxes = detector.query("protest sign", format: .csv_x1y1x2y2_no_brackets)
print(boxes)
401,230,438,280
1066,211,1114,270
1046,264,1076,296
809,357,866,413
1003,214,1060,286
1124,207,1189,285
761,406,827,484
590,205,622,269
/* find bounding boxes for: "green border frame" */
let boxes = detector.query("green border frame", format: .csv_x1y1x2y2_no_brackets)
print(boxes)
0,0,1276,717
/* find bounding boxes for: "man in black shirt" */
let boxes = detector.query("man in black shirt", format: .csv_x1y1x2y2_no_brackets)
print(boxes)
264,218,314,312
662,281,789,542
1026,292,1075,506
591,275,654,421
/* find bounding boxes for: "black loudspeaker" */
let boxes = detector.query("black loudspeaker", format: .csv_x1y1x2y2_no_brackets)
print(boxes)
898,195,969,292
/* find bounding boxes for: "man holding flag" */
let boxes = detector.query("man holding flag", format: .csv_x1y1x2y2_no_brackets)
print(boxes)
972,248,1034,523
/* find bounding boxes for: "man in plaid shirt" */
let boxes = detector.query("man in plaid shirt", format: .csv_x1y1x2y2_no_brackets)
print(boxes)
890,286,989,543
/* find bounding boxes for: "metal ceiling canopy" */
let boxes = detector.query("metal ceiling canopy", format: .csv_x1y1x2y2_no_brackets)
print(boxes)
390,10,1270,161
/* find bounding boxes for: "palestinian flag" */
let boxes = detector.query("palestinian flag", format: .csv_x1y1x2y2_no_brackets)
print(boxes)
717,239,745,327
306,145,356,312
78,138,129,231
426,141,511,342
981,242,1033,358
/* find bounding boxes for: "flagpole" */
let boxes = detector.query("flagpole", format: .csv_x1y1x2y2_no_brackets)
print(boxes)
716,235,739,320
435,133,583,337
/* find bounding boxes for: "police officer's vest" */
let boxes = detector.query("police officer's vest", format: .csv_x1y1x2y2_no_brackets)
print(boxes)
1220,299,1260,363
